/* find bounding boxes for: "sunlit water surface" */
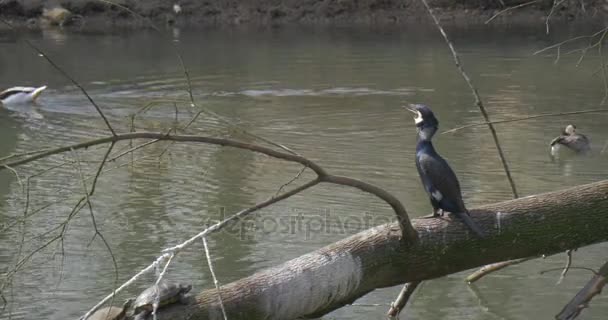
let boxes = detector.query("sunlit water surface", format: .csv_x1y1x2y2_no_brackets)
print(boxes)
1,25,607,319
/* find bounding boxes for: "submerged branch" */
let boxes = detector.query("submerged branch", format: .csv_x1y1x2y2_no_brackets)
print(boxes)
387,281,421,318
466,257,536,283
556,260,608,320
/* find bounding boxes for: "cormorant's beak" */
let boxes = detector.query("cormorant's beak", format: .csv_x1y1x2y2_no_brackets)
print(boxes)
403,104,424,125
403,105,417,114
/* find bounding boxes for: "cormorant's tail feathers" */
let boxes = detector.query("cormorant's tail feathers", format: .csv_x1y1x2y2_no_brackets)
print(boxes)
455,211,486,238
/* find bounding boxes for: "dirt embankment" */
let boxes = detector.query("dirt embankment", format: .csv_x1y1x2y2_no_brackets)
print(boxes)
0,0,606,29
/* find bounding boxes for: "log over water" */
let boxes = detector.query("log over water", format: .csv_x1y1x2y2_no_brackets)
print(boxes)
154,180,608,320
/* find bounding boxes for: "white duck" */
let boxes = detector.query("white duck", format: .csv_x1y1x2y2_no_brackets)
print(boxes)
0,86,47,105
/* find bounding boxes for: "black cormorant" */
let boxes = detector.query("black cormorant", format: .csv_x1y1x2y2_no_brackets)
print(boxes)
405,104,486,238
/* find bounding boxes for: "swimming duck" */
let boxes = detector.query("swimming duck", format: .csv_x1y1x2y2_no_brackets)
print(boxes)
550,124,591,156
0,86,47,105
406,104,485,238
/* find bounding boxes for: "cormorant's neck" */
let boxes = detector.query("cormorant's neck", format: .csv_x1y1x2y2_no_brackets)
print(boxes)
416,126,437,143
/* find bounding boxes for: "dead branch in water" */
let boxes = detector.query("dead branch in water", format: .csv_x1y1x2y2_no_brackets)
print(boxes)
387,281,421,318
465,257,537,283
556,260,608,320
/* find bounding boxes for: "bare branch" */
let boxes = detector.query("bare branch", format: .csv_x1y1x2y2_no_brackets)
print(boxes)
485,0,540,24
556,261,608,320
557,249,574,285
202,237,228,320
442,108,608,134
419,0,518,198
534,27,608,56
598,31,608,105
387,281,421,318
466,257,536,283
545,0,567,35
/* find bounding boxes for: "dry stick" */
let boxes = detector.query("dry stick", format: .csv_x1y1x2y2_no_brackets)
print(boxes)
555,261,608,320
0,132,418,243
202,237,228,320
1,144,120,302
534,27,608,56
0,19,116,136
421,0,518,199
597,30,608,105
465,257,536,283
484,0,540,24
442,108,608,134
386,281,421,318
152,254,176,320
71,147,120,305
541,267,598,275
557,249,574,285
0,147,58,163
0,165,26,310
80,178,321,320
545,0,567,35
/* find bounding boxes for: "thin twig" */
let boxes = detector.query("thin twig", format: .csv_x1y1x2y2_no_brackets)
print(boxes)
442,108,608,134
557,249,574,285
420,0,518,198
541,267,598,275
202,237,228,320
466,257,535,283
71,147,119,308
275,167,308,196
534,27,608,56
598,30,608,105
485,0,540,24
0,147,57,163
152,254,175,320
546,0,567,35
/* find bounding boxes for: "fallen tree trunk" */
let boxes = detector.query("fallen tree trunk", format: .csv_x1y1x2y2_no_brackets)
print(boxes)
155,180,608,320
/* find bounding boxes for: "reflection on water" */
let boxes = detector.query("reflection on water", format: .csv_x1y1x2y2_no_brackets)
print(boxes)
1,26,608,319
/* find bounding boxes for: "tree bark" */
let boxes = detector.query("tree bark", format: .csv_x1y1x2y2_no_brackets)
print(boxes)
151,180,608,320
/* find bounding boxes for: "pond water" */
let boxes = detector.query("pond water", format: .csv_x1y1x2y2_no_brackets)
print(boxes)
1,24,607,320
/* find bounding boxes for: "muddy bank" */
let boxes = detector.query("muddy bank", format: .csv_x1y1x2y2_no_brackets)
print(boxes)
0,0,606,30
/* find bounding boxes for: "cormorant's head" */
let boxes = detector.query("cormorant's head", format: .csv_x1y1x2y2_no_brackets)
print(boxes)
564,124,576,135
405,104,439,129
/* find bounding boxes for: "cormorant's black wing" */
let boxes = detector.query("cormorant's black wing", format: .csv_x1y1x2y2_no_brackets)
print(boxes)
416,152,466,213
